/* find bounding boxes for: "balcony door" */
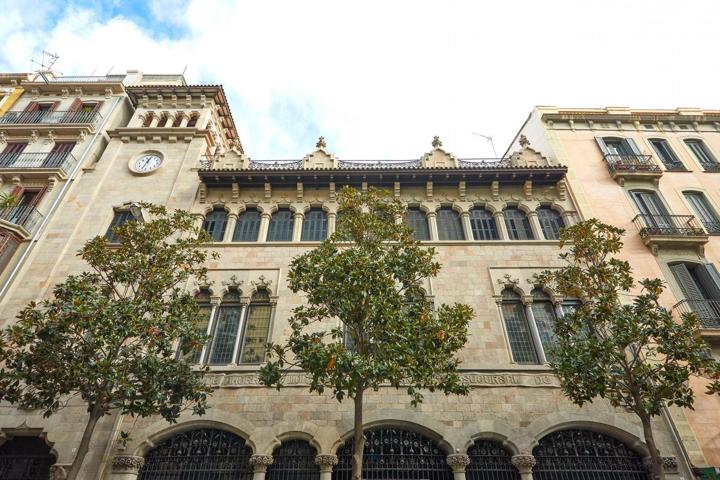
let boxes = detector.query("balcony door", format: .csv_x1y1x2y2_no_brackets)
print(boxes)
44,142,75,167
670,263,720,325
630,190,671,230
0,143,27,167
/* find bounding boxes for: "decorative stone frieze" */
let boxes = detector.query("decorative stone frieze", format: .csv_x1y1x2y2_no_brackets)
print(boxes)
446,453,470,472
111,455,145,473
510,453,536,474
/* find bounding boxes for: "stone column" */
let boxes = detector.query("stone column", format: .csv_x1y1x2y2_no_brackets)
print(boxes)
163,113,175,128
250,454,274,480
427,211,438,241
258,212,271,242
315,454,338,480
524,299,547,364
149,113,160,128
511,452,536,480
494,211,509,240
446,453,470,480
460,211,473,241
527,211,543,240
110,455,145,480
292,212,304,242
327,212,337,236
224,213,238,242
561,211,575,228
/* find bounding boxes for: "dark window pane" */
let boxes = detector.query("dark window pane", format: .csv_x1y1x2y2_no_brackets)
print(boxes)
301,209,328,241
536,207,564,240
531,291,557,362
405,208,429,241
684,192,720,233
503,207,533,240
267,209,293,241
469,208,498,240
233,209,261,241
436,208,464,240
685,139,719,170
207,296,241,365
203,209,228,242
501,289,539,364
238,291,272,364
105,210,135,242
650,139,684,170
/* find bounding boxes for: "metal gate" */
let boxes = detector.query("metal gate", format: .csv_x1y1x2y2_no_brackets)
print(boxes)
533,430,649,480
0,436,55,480
267,439,320,480
466,439,519,480
138,428,254,480
332,427,453,480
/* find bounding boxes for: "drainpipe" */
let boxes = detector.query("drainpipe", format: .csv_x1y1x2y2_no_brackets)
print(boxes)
0,95,123,300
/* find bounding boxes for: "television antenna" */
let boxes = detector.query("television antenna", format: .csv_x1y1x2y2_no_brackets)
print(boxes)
31,50,60,83
471,132,498,157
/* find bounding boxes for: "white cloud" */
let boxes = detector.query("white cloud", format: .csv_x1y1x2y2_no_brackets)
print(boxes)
1,0,718,159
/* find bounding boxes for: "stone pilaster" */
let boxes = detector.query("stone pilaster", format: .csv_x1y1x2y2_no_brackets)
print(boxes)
511,453,536,480
250,454,274,480
446,453,470,480
110,455,145,479
315,454,339,480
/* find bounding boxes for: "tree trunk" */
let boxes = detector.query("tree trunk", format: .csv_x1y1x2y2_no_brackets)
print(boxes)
66,403,104,480
639,411,665,480
352,388,365,480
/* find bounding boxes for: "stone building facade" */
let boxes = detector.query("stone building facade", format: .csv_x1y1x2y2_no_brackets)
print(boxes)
0,83,705,480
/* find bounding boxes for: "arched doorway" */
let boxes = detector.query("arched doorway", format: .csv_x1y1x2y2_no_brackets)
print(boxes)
466,439,519,480
267,439,320,480
532,430,649,480
0,436,55,480
333,426,452,480
138,428,253,480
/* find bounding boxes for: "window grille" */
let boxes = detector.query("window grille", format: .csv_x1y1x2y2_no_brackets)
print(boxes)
533,430,648,480
333,427,452,480
234,208,262,241
503,208,533,240
138,429,254,480
207,291,242,365
466,439,519,480
405,208,430,241
536,207,564,240
302,209,328,241
267,440,319,480
267,209,294,241
500,289,538,364
530,289,557,362
105,210,135,243
203,209,228,242
238,290,272,364
0,437,55,480
436,208,464,240
469,208,499,240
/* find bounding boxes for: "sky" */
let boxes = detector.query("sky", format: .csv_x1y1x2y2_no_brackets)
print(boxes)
1,0,718,160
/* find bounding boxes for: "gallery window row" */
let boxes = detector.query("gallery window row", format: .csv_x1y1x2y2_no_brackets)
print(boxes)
596,135,720,172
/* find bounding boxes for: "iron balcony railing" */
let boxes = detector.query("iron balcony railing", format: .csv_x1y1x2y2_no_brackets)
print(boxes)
674,299,720,328
699,219,720,234
701,163,720,172
0,205,43,234
0,110,102,126
633,214,706,238
604,153,661,174
0,152,77,172
44,75,111,83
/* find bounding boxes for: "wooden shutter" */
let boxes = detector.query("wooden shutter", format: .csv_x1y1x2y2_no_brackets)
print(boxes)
22,102,39,113
594,137,610,156
67,98,82,112
670,264,704,300
28,187,47,207
9,185,24,198
90,101,104,113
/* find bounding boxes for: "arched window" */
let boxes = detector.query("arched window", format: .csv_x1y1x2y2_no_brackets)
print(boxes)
405,207,430,241
500,289,538,364
333,427,452,480
533,430,648,480
530,288,558,362
267,209,294,242
206,290,242,365
684,139,720,171
536,207,564,240
669,262,720,328
138,429,253,480
203,208,228,242
234,208,262,241
267,440,319,480
503,207,533,240
105,210,136,243
0,436,55,480
186,113,199,128
466,439,519,480
302,209,328,241
469,207,499,240
237,290,273,364
178,290,212,363
649,139,684,171
436,207,464,240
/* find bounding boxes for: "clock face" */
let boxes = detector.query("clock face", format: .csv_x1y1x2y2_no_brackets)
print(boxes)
134,154,162,173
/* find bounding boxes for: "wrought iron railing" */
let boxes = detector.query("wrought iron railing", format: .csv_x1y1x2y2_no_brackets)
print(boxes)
249,159,303,169
673,299,720,328
633,214,706,238
699,219,720,234
338,159,421,169
0,152,77,172
604,153,660,174
44,75,112,83
0,110,102,126
458,157,512,168
702,163,720,172
0,205,43,233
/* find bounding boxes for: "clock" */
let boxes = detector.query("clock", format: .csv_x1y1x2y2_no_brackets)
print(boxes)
132,153,163,174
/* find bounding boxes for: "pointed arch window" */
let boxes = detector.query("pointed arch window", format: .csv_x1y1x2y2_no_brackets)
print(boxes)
206,291,242,365
302,208,328,241
203,208,228,242
466,439,519,480
234,208,261,241
267,440,319,480
500,289,538,364
503,207,533,240
469,207,499,240
267,209,294,241
238,290,273,364
436,207,464,240
536,207,564,240
405,207,430,241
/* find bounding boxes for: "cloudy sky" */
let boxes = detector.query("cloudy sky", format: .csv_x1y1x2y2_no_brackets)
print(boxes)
1,0,718,159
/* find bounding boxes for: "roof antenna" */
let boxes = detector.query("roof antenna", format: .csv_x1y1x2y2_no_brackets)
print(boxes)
471,132,498,158
31,50,60,83
106,66,114,75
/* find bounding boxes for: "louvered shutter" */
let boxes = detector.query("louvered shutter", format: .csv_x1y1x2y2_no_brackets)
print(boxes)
67,98,82,112
670,264,704,300
28,187,46,207
625,138,643,156
594,137,610,156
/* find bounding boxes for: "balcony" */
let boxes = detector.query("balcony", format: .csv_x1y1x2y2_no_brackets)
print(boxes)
0,205,43,236
0,109,102,126
0,152,77,176
674,299,720,330
633,214,708,254
604,154,662,185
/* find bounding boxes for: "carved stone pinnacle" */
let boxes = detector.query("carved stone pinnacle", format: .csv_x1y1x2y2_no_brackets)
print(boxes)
519,134,530,148
316,136,327,149
432,135,442,148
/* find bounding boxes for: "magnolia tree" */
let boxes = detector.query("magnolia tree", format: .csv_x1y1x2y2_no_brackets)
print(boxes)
260,187,473,480
537,219,720,480
0,204,216,480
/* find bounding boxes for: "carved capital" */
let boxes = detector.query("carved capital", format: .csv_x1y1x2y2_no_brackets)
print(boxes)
250,454,274,472
111,455,145,473
49,465,68,480
315,454,338,472
446,453,470,472
511,453,536,474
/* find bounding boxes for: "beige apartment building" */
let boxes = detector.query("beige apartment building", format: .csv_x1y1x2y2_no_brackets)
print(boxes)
0,81,710,480
511,106,720,476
